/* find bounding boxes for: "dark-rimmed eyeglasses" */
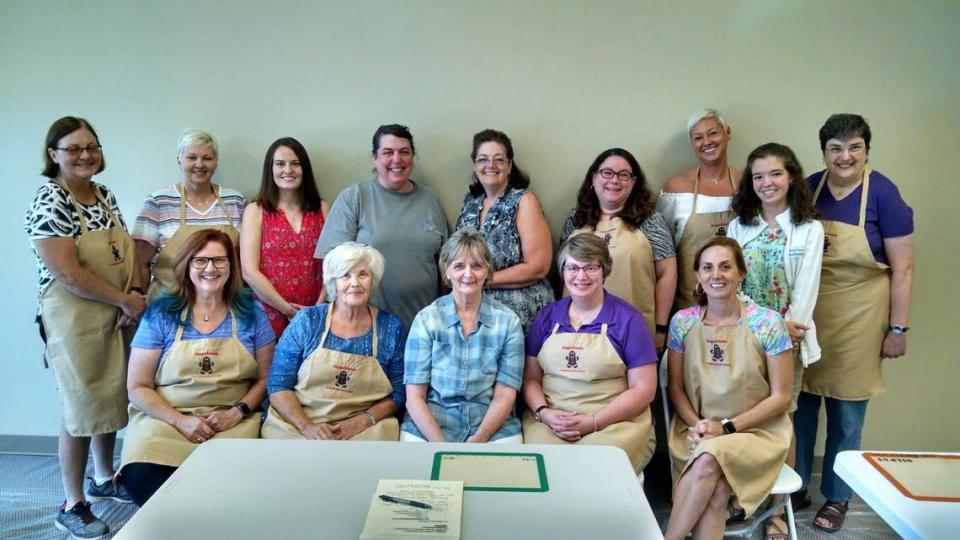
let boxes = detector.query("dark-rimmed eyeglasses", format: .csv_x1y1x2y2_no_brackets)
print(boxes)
595,168,635,181
190,256,230,269
56,144,102,157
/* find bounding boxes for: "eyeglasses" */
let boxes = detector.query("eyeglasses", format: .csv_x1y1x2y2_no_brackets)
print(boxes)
475,156,510,167
190,256,230,269
595,168,635,181
55,144,102,157
563,263,602,275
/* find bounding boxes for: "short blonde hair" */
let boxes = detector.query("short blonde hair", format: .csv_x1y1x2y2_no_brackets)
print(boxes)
686,108,729,135
438,229,494,287
557,233,613,279
177,128,219,158
322,242,386,301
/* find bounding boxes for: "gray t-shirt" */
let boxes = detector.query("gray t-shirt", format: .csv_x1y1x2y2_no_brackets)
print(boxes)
315,178,449,328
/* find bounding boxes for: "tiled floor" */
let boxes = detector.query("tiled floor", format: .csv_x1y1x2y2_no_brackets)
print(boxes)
0,451,898,539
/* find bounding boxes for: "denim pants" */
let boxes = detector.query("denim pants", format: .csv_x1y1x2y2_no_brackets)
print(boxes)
794,391,869,502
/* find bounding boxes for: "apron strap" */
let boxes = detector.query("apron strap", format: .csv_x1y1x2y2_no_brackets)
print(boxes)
813,169,871,229
600,323,608,336
320,303,379,357
178,184,228,225
549,322,561,336
691,166,734,213
53,179,91,235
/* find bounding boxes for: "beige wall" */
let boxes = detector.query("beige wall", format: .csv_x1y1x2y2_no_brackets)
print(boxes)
2,0,957,452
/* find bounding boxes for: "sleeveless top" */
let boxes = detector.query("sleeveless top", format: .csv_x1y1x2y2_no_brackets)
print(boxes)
260,209,325,336
455,187,554,331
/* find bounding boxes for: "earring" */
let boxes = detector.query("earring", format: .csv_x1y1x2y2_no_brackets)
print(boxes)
736,282,743,296
694,283,704,297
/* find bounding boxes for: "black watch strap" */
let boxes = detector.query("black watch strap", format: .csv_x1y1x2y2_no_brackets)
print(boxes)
721,418,737,434
234,401,252,418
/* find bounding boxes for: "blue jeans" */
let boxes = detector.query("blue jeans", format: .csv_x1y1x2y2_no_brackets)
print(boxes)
793,391,869,502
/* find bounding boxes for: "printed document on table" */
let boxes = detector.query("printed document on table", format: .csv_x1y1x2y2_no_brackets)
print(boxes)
360,479,463,539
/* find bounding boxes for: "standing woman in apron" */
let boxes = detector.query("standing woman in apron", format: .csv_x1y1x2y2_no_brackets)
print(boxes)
240,137,330,338
794,114,914,533
664,236,793,540
133,129,245,300
118,229,275,506
522,234,658,474
25,116,146,538
262,242,406,441
560,147,676,352
727,142,823,538
658,109,740,311
401,229,525,443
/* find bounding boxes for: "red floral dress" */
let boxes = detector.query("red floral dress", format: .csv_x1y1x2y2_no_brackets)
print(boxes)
259,209,325,336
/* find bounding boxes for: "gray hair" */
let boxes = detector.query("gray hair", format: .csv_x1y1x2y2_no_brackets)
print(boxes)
686,108,729,135
322,242,385,302
177,128,219,158
438,229,494,287
557,233,613,279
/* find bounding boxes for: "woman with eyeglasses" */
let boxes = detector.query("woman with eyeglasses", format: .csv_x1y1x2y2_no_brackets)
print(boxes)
118,229,274,506
240,137,330,337
561,148,676,352
454,129,554,331
658,109,740,311
133,128,245,301
522,234,658,474
25,116,146,537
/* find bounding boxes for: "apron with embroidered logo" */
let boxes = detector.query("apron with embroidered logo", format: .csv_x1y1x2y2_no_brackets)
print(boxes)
667,305,791,516
803,170,889,399
120,312,261,470
568,219,657,337
147,184,239,301
522,322,654,472
261,306,399,441
674,168,736,310
40,180,135,436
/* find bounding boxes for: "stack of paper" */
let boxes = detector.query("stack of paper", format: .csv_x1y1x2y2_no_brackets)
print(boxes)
360,479,463,540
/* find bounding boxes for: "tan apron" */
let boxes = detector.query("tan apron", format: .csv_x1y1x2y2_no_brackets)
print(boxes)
803,170,889,399
147,184,239,301
261,306,399,441
522,322,654,472
674,168,736,310
568,219,657,337
39,180,134,436
120,312,262,469
667,305,791,516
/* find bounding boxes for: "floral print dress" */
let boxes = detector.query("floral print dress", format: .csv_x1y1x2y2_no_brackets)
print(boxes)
741,225,790,315
259,209,325,336
455,187,555,331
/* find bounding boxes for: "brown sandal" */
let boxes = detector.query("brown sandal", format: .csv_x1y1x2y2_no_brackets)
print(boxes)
813,500,848,533
764,514,789,540
790,489,811,512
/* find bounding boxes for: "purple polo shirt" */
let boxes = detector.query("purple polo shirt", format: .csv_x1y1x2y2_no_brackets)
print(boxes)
808,169,913,265
525,291,657,369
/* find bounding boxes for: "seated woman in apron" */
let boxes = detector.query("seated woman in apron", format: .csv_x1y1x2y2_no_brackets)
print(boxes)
119,229,275,506
401,229,525,443
727,142,823,539
657,109,740,312
560,147,676,352
262,242,405,441
26,117,146,538
664,237,793,540
522,234,658,474
795,114,914,533
132,128,245,301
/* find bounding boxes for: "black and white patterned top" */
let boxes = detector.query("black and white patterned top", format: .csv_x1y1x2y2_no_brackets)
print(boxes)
455,187,556,331
24,180,126,298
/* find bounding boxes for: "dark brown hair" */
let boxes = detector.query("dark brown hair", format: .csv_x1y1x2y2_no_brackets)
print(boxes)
467,129,530,197
372,124,414,155
732,142,818,226
693,236,747,306
42,116,106,178
256,137,323,213
819,113,871,152
571,148,655,230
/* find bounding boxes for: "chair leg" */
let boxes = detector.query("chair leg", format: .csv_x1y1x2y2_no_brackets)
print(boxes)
785,498,797,540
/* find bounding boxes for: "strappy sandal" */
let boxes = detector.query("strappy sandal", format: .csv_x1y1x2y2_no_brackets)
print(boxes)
726,501,746,524
790,489,812,512
764,513,789,540
813,500,848,533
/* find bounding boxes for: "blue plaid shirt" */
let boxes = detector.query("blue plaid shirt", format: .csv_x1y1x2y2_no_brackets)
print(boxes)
401,293,524,442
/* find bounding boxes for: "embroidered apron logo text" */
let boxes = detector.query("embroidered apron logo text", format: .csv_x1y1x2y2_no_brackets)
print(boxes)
328,364,357,392
705,339,729,366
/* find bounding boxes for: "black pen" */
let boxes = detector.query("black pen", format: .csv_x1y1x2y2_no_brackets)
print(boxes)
379,494,433,510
